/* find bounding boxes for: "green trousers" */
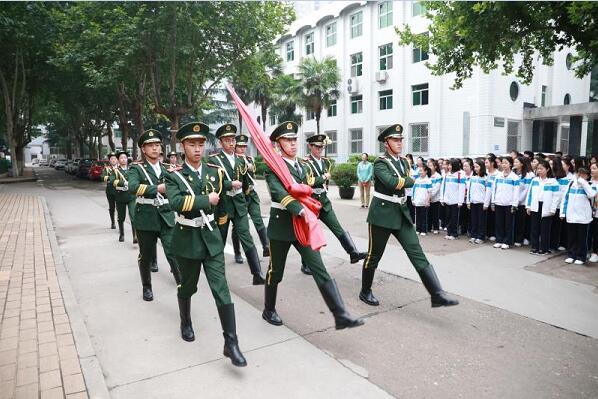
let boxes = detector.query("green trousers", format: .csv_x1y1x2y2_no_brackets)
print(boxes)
246,192,266,231
319,207,345,238
106,192,116,219
176,254,231,306
363,223,429,272
116,200,136,226
136,224,178,288
266,239,331,286
219,213,255,252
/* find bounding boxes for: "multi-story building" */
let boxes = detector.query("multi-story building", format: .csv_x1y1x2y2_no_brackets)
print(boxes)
263,1,595,160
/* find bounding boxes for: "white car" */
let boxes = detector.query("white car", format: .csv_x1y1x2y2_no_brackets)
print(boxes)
54,159,67,170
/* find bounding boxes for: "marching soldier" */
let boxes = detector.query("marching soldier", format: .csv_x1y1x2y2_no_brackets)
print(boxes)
109,150,137,243
127,130,181,301
167,151,179,166
302,134,366,274
102,152,118,229
230,134,270,264
165,122,246,367
208,124,265,285
262,121,363,330
359,124,459,308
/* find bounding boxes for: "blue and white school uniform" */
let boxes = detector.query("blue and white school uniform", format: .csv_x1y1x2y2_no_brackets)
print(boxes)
405,166,418,222
428,172,443,232
466,175,488,240
514,171,535,245
413,176,432,233
441,171,466,238
484,169,500,239
590,180,598,258
526,176,560,253
561,177,596,263
552,172,575,250
491,171,520,247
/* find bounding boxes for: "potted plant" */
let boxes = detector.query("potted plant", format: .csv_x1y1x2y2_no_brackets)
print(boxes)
331,163,357,199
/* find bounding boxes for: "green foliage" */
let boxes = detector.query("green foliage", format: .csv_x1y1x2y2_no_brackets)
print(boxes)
270,74,303,125
347,154,376,164
0,159,10,174
331,163,357,188
254,155,268,177
397,1,598,89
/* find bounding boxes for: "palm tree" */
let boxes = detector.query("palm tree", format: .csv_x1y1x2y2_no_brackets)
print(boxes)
270,73,303,125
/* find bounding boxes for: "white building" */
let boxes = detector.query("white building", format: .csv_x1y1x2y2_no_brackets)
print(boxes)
265,1,594,161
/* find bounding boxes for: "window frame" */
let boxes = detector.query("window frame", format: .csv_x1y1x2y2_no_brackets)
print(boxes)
411,83,429,106
306,110,316,120
412,1,427,17
410,123,429,154
327,100,337,117
378,1,393,29
412,33,429,63
349,128,363,154
379,89,393,110
305,32,314,56
379,43,393,70
350,11,363,39
351,95,363,114
286,41,294,62
350,52,363,77
325,130,337,155
326,22,337,47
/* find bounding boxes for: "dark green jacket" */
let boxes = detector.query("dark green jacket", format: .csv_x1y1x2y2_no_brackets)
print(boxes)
165,161,225,259
109,166,135,203
304,154,333,212
127,160,175,232
208,150,248,218
238,155,260,205
366,153,415,230
102,166,117,195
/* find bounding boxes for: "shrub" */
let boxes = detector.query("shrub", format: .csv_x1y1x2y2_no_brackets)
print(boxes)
253,155,268,177
331,163,357,188
347,154,376,164
0,159,10,174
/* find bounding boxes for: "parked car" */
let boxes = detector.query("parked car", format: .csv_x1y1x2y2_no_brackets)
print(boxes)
64,160,73,173
67,159,80,175
76,159,94,178
54,159,67,170
39,159,49,167
88,160,109,181
31,158,40,166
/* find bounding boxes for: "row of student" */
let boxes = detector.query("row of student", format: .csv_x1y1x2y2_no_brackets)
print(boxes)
403,153,598,265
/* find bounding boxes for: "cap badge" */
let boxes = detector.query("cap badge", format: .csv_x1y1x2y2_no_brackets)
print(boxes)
149,132,154,137
287,123,292,130
226,125,231,131
193,125,200,132
395,125,401,132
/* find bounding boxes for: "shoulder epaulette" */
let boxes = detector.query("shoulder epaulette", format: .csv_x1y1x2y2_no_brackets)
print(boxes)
209,152,220,157
207,163,222,169
376,155,387,160
303,157,310,161
132,160,144,165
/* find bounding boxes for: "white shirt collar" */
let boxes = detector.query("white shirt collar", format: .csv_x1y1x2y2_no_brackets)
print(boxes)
148,160,161,177
185,161,202,175
283,157,299,168
222,150,235,167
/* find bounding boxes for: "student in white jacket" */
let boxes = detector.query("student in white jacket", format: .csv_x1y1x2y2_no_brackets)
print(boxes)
491,157,520,249
412,165,433,235
441,158,466,240
484,154,500,240
426,159,443,234
526,158,560,255
589,163,598,263
467,160,488,244
560,167,596,265
514,157,534,247
551,157,574,251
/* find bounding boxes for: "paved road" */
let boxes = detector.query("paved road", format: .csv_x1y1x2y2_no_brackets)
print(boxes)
8,167,598,398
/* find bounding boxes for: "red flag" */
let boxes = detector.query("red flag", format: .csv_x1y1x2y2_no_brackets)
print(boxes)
227,84,326,251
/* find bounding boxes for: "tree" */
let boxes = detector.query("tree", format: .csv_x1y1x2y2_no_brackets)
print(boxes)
270,73,303,125
398,2,598,88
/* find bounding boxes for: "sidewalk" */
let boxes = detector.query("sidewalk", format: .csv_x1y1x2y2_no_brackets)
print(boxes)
0,168,37,185
0,193,88,399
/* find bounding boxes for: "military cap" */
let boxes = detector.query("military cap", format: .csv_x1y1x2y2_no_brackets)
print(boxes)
167,151,177,158
116,150,129,158
138,129,163,147
377,123,404,142
270,121,298,141
215,123,237,139
306,133,327,146
107,152,117,159
235,134,249,146
176,122,209,142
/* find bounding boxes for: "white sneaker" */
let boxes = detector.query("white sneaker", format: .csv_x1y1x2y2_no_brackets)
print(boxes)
565,258,574,264
493,243,502,248
489,236,496,242
420,232,426,236
589,253,598,263
514,242,522,247
443,227,447,231
501,244,510,249
433,230,439,234
469,238,476,243
574,260,584,265
474,239,484,244
446,235,456,240
523,239,530,246
558,246,566,251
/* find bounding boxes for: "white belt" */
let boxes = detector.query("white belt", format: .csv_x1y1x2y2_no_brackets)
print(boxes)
271,202,287,211
136,197,170,206
175,213,214,228
312,188,326,195
115,186,128,191
226,188,243,197
373,191,407,205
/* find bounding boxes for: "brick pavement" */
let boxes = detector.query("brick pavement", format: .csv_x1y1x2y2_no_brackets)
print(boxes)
0,193,88,399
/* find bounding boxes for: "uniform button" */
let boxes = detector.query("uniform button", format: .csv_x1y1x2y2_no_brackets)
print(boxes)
276,215,279,218
382,202,385,205
180,226,183,230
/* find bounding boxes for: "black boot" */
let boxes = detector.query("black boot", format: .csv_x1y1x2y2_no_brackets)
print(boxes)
218,304,247,367
138,260,153,301
245,246,265,285
417,264,459,307
231,229,244,264
177,297,194,342
359,266,379,306
338,231,367,264
118,221,124,242
151,247,159,272
300,262,312,275
170,261,181,285
110,211,116,229
262,284,283,326
132,225,138,244
318,279,364,330
257,228,270,257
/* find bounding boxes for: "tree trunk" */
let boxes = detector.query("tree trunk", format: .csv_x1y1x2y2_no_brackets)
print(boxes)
238,110,243,133
261,103,267,132
97,131,103,159
107,124,115,152
169,116,179,153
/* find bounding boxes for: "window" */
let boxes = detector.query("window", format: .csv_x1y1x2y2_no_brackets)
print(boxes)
412,1,427,16
327,100,337,117
326,22,337,47
541,85,548,106
412,33,429,63
269,114,276,126
411,123,429,153
350,52,363,77
350,129,363,154
114,129,122,138
560,126,569,153
351,95,363,114
378,1,393,28
379,43,393,70
325,130,337,155
566,53,573,70
510,81,519,101
494,117,505,127
377,127,387,153
305,32,314,55
350,11,363,38
286,41,294,62
506,121,521,152
412,83,429,106
379,89,393,110
306,110,315,120
564,93,571,105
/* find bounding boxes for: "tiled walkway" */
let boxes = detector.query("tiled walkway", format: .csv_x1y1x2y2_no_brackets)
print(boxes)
0,193,88,399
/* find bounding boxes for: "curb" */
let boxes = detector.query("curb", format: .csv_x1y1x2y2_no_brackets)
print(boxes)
41,197,111,399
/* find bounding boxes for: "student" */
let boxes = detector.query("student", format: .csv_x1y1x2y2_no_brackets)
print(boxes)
514,156,534,246
441,158,466,240
413,164,433,235
439,159,451,230
467,160,487,244
460,158,474,236
491,157,520,249
484,154,499,241
550,157,571,251
523,150,535,158
427,158,442,234
561,167,596,264
589,163,598,263
526,159,560,255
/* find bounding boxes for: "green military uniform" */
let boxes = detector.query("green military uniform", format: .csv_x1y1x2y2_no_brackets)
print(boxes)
208,124,265,285
102,153,117,229
360,124,459,308
127,130,181,301
109,151,137,243
165,122,246,367
261,122,363,331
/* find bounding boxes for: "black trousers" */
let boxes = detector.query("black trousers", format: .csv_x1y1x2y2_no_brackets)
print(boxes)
567,223,589,261
550,209,563,250
428,202,440,231
407,196,415,223
486,208,496,238
440,203,448,229
415,206,428,233
514,205,528,244
447,204,460,237
459,206,470,235
106,192,116,220
591,218,598,254
529,202,552,252
469,203,486,240
495,205,515,245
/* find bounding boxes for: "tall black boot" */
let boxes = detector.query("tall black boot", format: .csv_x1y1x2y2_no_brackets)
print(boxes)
338,231,367,264
245,246,265,285
217,303,247,367
118,221,124,242
110,211,116,229
177,297,194,342
231,229,244,264
150,247,159,272
359,266,379,306
262,284,283,326
417,264,459,307
131,225,138,244
318,279,364,330
300,262,312,275
138,260,153,301
257,228,270,257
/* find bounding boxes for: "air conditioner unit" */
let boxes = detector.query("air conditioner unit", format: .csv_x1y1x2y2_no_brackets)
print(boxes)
348,80,360,95
375,71,388,82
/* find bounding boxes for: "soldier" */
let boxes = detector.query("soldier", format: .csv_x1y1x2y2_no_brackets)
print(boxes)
359,124,459,308
102,152,118,229
165,122,246,367
128,130,181,301
262,121,363,330
167,151,178,166
208,124,265,285
109,150,137,243
230,134,270,264
302,134,366,274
